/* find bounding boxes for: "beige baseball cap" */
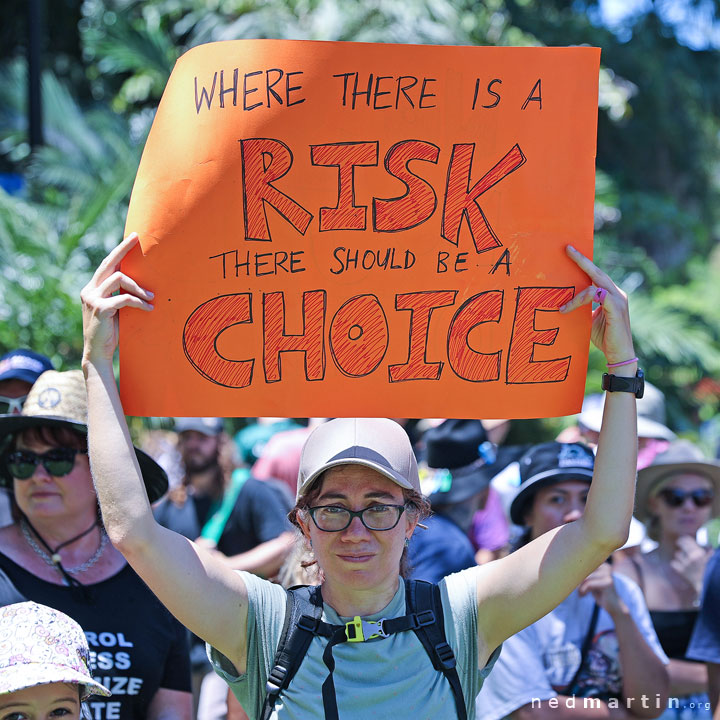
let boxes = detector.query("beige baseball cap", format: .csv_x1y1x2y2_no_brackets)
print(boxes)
296,418,420,499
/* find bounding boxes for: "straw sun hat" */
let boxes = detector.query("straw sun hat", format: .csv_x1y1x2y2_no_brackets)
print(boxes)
634,440,720,523
0,369,167,502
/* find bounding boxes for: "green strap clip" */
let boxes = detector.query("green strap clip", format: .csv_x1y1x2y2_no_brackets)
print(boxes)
345,616,388,642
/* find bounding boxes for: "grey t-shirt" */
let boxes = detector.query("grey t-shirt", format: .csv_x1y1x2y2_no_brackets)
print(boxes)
208,567,498,719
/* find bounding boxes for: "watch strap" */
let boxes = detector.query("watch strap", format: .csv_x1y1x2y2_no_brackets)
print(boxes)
601,369,644,399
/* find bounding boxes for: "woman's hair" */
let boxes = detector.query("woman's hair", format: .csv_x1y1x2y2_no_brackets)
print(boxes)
14,425,87,453
289,473,432,579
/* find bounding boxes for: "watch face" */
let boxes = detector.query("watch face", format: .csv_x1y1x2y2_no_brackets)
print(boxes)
635,370,645,399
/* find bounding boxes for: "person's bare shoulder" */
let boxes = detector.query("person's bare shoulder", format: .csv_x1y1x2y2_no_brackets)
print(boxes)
612,549,642,585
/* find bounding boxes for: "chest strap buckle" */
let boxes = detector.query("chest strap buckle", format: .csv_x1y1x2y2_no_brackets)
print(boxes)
345,616,389,642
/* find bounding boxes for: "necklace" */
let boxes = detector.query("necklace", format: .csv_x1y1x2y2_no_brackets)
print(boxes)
21,519,108,575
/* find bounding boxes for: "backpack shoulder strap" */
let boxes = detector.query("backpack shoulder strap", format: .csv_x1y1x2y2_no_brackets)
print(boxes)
405,578,467,720
260,584,324,720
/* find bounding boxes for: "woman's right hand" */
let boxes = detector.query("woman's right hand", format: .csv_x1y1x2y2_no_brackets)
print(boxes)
81,233,154,367
672,535,708,597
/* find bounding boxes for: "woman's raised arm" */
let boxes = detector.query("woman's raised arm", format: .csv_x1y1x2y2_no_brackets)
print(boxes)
81,233,251,671
475,245,638,657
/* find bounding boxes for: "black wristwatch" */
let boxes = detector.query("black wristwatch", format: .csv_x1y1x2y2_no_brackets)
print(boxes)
602,368,645,399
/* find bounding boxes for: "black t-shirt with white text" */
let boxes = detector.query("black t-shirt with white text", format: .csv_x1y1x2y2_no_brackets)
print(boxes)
0,552,191,720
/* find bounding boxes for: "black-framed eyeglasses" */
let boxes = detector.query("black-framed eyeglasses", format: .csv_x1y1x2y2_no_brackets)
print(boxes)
0,394,27,415
308,504,407,532
658,488,714,509
4,448,85,480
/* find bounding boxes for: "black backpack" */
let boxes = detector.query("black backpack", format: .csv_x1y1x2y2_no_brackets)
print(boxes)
261,578,467,720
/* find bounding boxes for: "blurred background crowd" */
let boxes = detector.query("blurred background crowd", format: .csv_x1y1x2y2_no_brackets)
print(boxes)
2,348,720,719
3,1,720,719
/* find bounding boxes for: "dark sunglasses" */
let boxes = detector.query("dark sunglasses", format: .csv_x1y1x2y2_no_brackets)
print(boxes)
658,487,714,509
4,448,84,480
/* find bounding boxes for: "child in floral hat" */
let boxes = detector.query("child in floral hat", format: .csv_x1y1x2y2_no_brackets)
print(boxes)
0,601,110,719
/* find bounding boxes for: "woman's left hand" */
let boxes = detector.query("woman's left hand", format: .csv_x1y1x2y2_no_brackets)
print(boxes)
559,246,635,366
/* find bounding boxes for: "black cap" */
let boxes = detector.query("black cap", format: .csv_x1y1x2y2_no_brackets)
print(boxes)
420,419,493,505
425,419,488,469
509,442,595,525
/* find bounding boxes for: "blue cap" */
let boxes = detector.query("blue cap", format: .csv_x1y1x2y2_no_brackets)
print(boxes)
0,350,54,386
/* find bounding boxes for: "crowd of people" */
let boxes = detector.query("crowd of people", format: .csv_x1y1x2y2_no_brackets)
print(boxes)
0,238,718,720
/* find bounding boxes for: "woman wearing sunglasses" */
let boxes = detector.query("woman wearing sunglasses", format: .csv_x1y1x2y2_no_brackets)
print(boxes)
80,235,641,719
0,370,193,720
615,441,720,720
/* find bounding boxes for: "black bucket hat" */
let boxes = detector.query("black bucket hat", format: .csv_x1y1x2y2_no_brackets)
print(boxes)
419,419,494,505
0,370,168,503
509,442,595,525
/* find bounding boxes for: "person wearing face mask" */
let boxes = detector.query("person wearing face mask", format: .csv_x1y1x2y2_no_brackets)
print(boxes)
614,441,720,720
0,601,111,720
476,442,669,719
408,419,495,583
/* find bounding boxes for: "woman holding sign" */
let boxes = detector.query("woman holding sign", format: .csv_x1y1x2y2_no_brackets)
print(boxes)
81,233,643,720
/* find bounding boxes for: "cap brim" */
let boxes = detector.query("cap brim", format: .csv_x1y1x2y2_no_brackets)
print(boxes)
0,415,168,504
0,663,111,698
0,370,43,385
635,461,720,522
0,415,86,438
509,469,593,525
298,457,414,498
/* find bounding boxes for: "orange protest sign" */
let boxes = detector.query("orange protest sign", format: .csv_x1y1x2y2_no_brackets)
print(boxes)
119,40,599,419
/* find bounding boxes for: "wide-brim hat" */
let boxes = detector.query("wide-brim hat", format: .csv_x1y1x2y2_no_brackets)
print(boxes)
509,442,595,526
0,370,168,503
0,602,111,699
297,418,419,499
635,440,720,522
579,383,676,441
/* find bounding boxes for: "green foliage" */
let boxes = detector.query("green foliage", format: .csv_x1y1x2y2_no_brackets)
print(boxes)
0,58,146,367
